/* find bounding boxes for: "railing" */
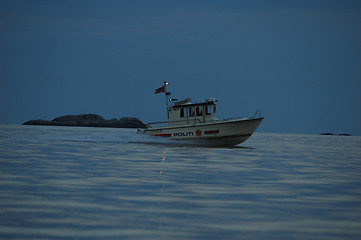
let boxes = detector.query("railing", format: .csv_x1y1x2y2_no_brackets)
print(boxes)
214,110,262,122
147,118,202,128
253,109,262,118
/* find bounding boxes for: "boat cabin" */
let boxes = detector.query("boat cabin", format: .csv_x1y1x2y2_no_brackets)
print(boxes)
168,98,217,126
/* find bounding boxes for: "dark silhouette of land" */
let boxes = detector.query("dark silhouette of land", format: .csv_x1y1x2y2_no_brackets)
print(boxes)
23,114,146,129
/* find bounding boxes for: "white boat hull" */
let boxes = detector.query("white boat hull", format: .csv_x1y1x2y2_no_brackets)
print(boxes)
142,117,264,146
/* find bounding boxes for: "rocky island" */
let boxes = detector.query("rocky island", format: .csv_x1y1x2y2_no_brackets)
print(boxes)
23,114,147,129
319,132,351,136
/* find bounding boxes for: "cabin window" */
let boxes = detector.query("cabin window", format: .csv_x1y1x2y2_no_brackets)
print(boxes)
196,106,203,116
189,107,195,117
180,108,185,118
213,105,216,114
206,105,212,115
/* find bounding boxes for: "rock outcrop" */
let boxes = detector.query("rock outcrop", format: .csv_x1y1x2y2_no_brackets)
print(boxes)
319,132,351,136
319,133,334,136
23,114,146,128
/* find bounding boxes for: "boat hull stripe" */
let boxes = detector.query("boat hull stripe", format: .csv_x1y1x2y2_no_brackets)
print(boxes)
204,130,219,134
153,133,171,137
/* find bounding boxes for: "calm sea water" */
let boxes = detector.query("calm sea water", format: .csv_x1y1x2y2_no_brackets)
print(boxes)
0,124,360,240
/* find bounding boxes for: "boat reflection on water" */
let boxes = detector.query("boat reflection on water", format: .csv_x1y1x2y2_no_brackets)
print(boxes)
159,147,167,193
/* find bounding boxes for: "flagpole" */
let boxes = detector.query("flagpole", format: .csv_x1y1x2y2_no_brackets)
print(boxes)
164,81,170,119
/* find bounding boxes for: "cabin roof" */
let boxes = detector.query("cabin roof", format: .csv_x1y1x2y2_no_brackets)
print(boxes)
172,101,215,109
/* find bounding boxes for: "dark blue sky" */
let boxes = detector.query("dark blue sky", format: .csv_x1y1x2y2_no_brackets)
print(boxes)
1,0,360,134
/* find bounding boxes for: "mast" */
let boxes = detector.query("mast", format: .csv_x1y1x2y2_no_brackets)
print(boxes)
164,81,170,119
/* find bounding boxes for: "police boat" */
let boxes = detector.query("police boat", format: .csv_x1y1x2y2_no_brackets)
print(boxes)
137,82,264,147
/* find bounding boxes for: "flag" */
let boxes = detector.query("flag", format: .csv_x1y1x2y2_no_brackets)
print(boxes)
154,84,166,94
